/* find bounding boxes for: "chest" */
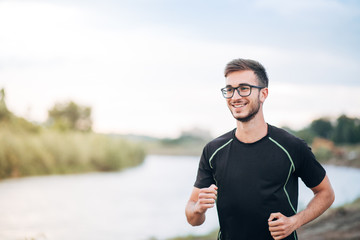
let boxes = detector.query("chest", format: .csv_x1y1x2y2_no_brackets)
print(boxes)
212,140,295,190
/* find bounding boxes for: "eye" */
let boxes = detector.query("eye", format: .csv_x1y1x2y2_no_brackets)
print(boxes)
225,87,234,92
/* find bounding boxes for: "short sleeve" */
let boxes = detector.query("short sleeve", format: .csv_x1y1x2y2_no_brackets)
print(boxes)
296,140,326,188
194,146,215,189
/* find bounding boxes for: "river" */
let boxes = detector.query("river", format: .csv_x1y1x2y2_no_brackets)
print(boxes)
0,155,359,240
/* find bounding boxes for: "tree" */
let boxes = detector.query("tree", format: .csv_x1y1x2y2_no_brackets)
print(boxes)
48,101,92,132
294,127,316,144
310,118,333,139
332,115,360,144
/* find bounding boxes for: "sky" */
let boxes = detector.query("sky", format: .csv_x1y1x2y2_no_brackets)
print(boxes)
0,0,360,138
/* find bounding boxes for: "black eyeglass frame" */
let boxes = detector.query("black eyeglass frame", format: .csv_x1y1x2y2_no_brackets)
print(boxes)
220,84,265,99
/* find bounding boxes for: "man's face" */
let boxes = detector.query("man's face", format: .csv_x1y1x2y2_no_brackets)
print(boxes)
225,70,266,122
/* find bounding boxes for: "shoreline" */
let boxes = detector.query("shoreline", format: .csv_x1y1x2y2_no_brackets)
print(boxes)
297,197,360,239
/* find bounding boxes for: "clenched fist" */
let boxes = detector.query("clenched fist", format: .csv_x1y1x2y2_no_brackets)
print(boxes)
194,184,218,214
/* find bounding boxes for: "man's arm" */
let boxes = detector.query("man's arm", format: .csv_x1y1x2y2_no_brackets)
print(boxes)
185,185,218,226
268,174,335,240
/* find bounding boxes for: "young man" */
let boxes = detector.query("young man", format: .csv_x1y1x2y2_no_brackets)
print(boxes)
185,59,335,240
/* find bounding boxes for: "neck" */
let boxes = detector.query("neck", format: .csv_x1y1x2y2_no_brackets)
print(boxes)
235,112,268,143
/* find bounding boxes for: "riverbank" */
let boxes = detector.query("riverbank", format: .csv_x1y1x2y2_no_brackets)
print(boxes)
297,197,360,239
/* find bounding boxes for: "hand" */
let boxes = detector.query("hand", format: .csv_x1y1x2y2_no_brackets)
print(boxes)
194,184,218,214
268,212,297,240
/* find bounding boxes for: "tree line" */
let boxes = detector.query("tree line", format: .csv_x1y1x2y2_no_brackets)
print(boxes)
0,88,93,132
288,115,360,145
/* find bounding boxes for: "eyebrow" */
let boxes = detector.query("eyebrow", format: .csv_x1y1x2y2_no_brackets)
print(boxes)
225,83,251,88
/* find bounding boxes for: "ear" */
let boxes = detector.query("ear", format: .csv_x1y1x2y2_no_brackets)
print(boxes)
260,88,268,103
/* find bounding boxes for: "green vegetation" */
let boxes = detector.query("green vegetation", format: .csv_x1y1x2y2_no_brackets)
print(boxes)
0,129,145,178
47,100,92,132
130,128,212,156
287,115,360,145
284,116,360,166
0,89,145,179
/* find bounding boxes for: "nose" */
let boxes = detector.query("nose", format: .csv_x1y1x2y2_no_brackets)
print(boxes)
231,89,243,100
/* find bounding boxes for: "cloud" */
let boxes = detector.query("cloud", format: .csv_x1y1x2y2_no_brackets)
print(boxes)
1,0,360,137
255,0,360,18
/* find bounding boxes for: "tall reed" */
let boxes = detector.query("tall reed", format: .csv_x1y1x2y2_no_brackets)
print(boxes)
0,127,145,179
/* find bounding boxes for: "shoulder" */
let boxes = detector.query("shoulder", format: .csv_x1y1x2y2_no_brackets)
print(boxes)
200,129,234,168
205,129,234,151
268,124,314,165
268,124,306,147
201,129,234,159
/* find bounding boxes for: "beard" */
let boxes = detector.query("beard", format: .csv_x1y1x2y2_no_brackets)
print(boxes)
230,94,261,123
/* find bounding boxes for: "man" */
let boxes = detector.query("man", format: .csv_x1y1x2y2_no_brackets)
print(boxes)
185,59,335,240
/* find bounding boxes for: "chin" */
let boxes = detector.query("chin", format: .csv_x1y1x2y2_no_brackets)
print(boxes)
232,111,257,123
236,116,255,123
232,114,249,122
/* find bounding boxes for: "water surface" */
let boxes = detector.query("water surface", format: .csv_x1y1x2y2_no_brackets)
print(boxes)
0,155,359,240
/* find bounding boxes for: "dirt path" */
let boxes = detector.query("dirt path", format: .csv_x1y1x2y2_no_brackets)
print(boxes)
297,198,360,240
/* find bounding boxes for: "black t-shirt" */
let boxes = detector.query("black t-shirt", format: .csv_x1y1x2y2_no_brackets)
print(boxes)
194,124,326,240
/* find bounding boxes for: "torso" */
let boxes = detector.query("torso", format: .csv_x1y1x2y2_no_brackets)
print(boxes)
195,124,326,240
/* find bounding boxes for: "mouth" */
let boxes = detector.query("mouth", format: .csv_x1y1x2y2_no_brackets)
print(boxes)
232,102,247,108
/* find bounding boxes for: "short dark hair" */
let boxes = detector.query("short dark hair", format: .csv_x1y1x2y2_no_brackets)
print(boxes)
224,59,269,87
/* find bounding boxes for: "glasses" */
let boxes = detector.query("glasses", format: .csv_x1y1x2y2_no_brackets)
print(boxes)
221,84,265,98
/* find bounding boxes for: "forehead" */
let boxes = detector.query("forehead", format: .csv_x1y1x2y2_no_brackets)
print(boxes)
225,70,258,86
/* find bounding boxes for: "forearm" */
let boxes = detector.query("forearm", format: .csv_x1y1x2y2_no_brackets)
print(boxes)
269,176,334,239
185,201,206,226
292,186,335,229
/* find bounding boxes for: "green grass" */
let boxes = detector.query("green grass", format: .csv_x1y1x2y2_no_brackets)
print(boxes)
0,126,145,179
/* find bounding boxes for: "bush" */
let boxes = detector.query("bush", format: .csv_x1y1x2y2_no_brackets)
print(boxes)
313,147,333,162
